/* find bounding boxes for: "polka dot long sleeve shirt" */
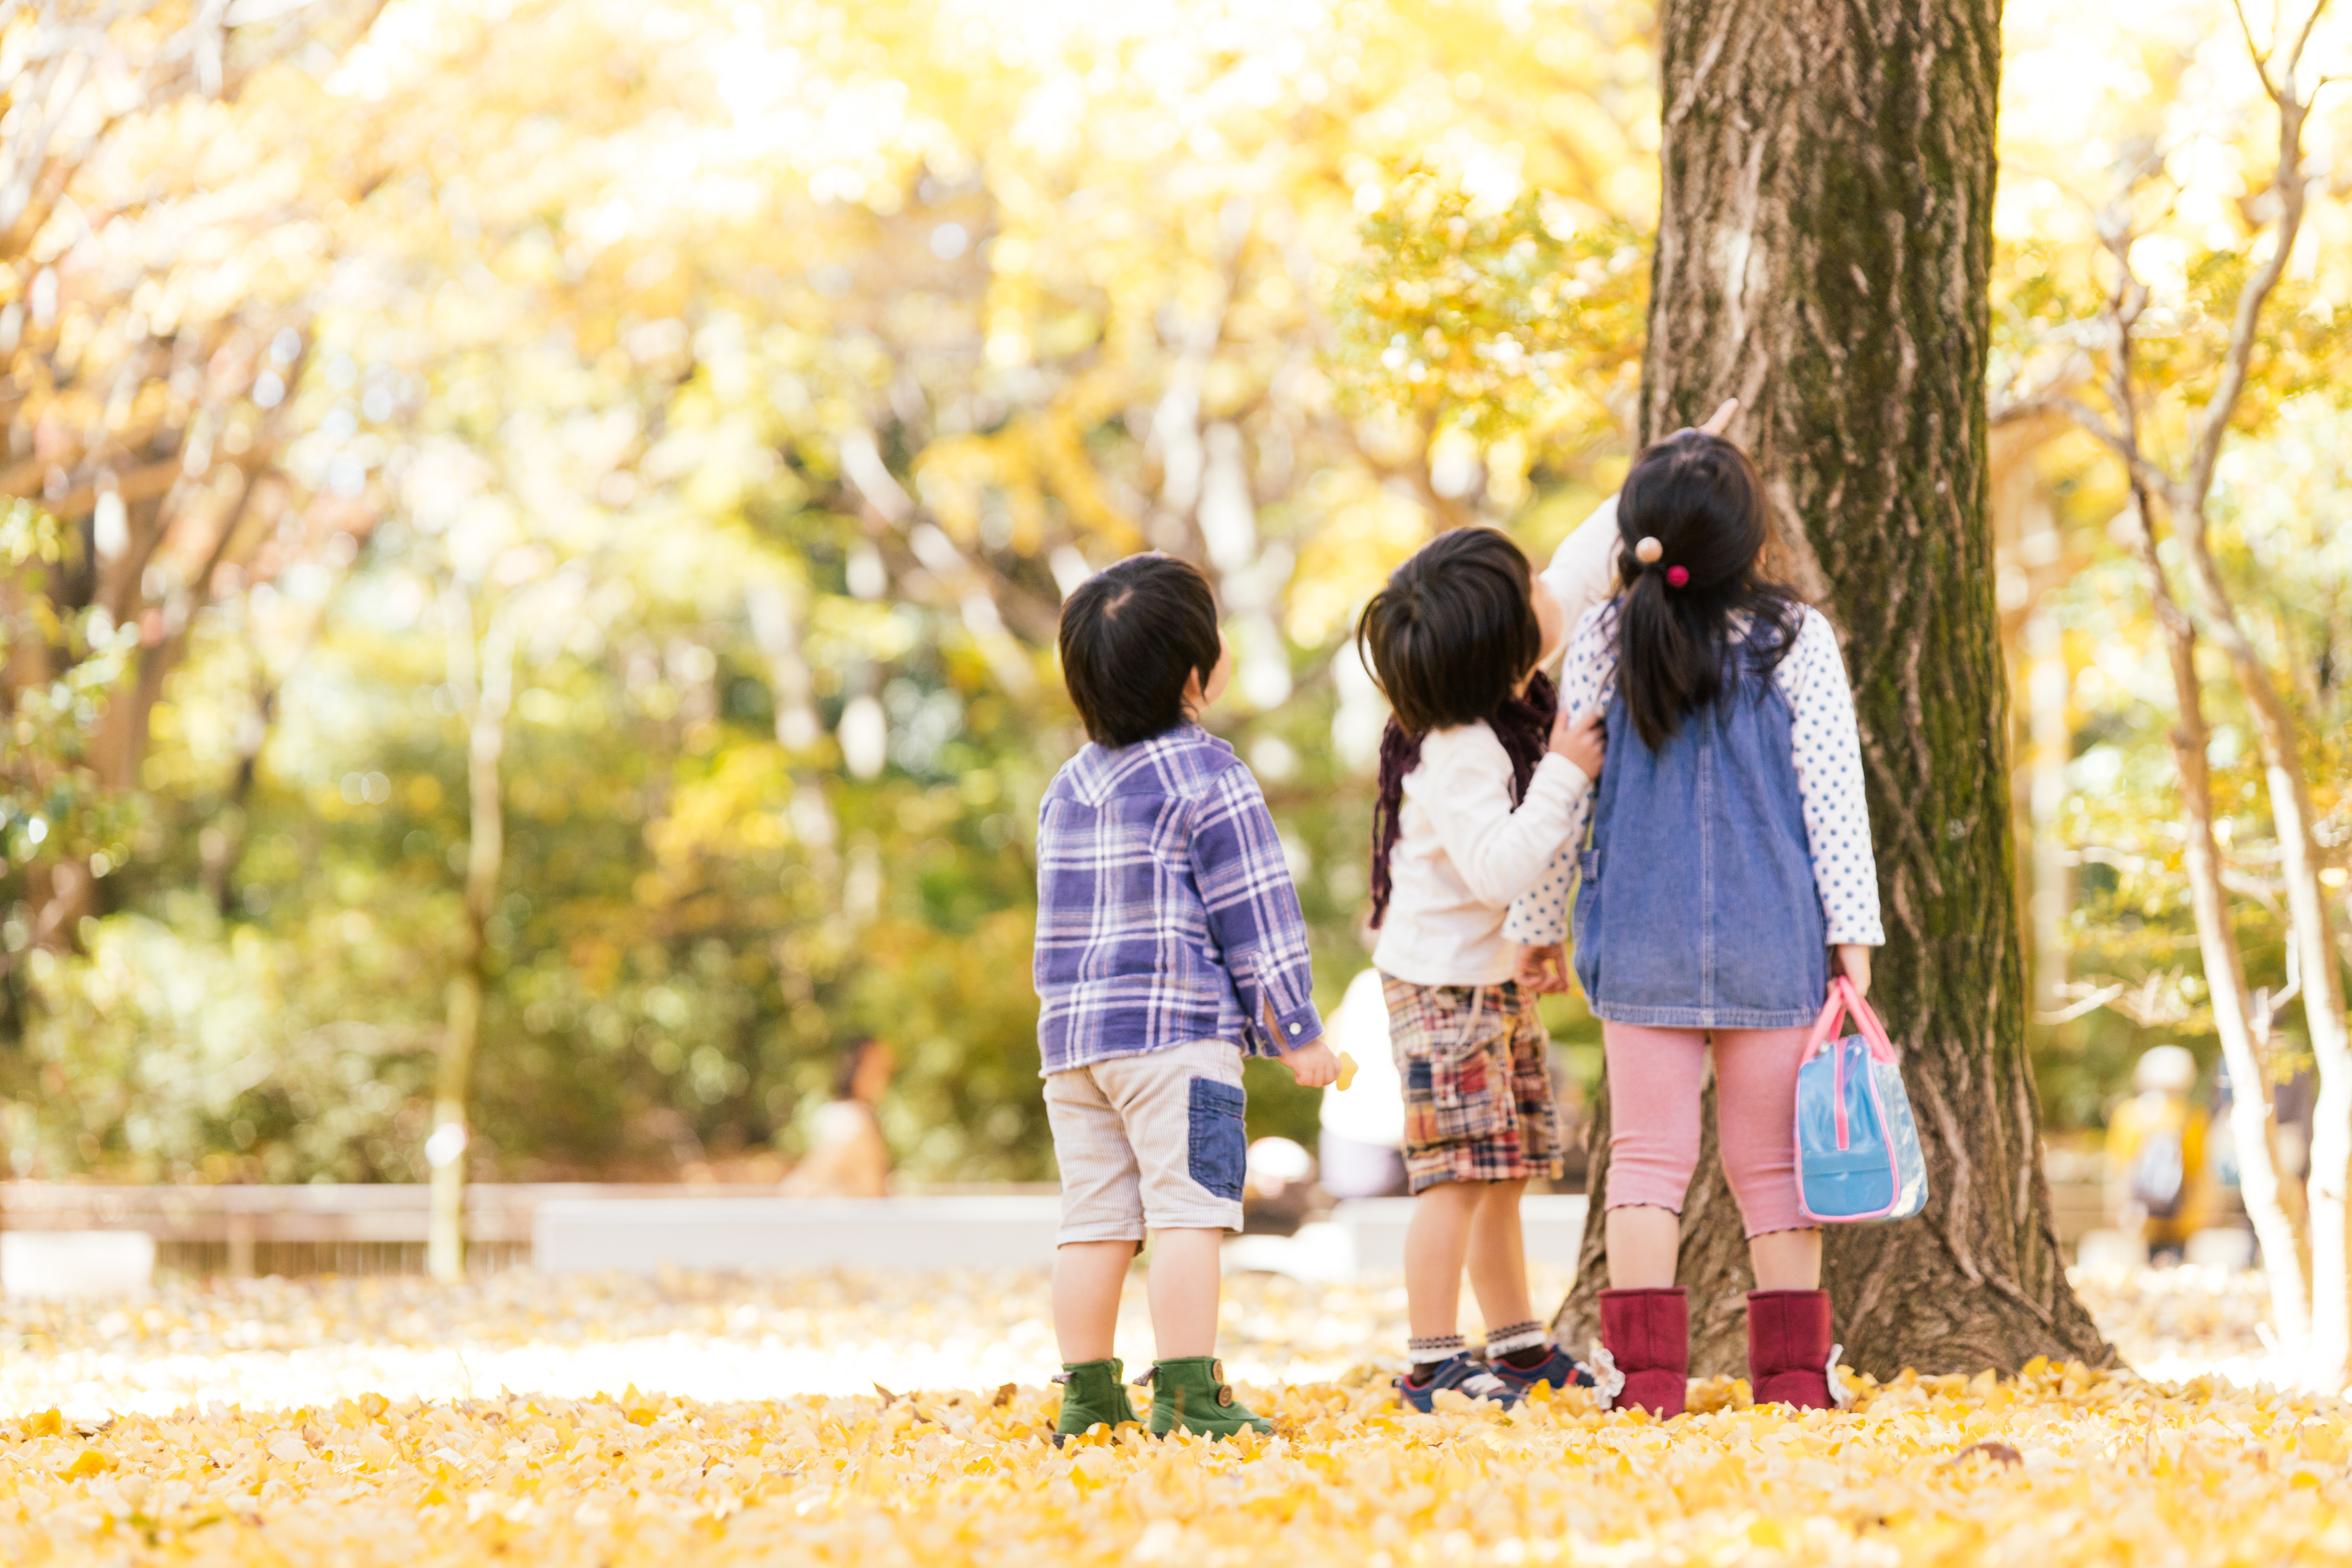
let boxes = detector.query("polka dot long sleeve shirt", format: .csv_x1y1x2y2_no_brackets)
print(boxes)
1500,601,1886,950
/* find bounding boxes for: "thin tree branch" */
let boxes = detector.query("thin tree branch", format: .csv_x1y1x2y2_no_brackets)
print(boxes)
2048,396,2182,509
2232,0,2279,91
2183,109,2311,507
1986,349,2094,426
2284,0,2332,90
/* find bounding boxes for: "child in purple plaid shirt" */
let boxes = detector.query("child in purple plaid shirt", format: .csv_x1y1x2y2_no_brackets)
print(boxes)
1034,553,1339,1444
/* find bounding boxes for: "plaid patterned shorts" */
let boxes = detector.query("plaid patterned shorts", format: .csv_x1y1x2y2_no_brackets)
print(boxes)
1382,975,1564,1193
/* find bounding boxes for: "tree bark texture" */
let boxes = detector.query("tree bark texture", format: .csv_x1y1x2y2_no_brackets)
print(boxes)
1553,0,2112,1377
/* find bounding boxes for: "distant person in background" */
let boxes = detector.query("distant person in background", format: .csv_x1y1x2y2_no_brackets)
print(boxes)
1318,968,1409,1200
2106,1044,2211,1266
782,1036,895,1198
2269,1064,2317,1186
1241,1136,1318,1234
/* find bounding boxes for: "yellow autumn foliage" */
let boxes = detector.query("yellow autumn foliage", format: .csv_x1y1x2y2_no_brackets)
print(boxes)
0,1265,2337,1565
4,1362,2349,1566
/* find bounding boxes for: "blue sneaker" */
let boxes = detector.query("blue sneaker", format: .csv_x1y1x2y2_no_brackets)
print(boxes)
1487,1343,1595,1396
1395,1351,1521,1412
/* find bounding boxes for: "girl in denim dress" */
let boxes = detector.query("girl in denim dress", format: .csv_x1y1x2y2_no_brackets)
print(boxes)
1507,429,1884,1417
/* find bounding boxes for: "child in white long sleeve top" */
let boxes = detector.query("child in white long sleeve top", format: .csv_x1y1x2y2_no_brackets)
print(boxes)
1357,525,1603,1411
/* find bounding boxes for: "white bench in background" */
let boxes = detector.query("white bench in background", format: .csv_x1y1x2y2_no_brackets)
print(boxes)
533,1195,1066,1274
1225,1196,1590,1282
534,1193,1592,1280
1328,1195,1589,1274
0,1174,2134,1281
2,1231,156,1300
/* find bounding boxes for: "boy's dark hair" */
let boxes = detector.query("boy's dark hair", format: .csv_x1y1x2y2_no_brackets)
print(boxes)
1613,429,1804,751
1056,554,1223,747
1354,526,1542,737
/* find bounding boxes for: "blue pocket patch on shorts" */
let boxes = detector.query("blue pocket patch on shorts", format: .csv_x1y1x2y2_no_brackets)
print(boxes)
1187,1078,1248,1201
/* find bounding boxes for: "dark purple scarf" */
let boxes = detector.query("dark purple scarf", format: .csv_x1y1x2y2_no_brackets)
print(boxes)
1368,671,1557,930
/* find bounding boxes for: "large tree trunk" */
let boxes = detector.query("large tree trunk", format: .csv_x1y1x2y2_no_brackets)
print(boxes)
1553,0,2111,1377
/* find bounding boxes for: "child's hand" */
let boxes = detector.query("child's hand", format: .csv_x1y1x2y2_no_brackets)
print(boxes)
1281,1038,1341,1089
1549,708,1606,777
1514,942,1570,994
1833,944,1872,998
1698,397,1739,437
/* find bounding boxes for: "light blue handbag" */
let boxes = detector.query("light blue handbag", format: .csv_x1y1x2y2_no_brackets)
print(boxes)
1794,978,1928,1223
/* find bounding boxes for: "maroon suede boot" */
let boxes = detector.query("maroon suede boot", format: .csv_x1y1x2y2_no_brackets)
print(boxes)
1597,1287,1688,1418
1746,1289,1844,1410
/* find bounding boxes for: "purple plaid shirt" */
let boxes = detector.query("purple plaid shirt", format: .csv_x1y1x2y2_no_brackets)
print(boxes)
1033,724,1325,1074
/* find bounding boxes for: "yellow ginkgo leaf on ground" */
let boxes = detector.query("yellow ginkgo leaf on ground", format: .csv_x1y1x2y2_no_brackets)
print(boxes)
0,1265,2330,1566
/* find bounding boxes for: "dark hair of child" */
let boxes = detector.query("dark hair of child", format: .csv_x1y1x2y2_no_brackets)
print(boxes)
1613,430,1805,752
1056,554,1223,748
1355,526,1556,928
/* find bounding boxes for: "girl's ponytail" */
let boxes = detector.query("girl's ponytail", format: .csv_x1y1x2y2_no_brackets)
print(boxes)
1612,431,1802,751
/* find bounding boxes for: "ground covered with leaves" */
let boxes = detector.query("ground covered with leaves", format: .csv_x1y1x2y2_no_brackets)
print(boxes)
0,1264,2339,1565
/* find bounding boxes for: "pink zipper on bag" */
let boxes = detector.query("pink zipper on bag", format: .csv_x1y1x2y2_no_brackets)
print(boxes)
1800,981,1858,1149
1833,1034,1849,1149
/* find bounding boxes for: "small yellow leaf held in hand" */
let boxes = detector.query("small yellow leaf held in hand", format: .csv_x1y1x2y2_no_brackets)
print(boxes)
1336,1052,1358,1091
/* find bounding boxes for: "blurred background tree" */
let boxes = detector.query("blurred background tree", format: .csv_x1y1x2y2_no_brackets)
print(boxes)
2,0,2347,1234
4,0,1662,1191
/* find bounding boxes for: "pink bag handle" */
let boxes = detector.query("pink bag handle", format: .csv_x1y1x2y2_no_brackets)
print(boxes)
1844,978,1897,1063
1802,977,1896,1153
1803,976,1896,1063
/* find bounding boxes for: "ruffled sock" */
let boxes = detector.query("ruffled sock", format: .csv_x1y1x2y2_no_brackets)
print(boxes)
1406,1333,1466,1384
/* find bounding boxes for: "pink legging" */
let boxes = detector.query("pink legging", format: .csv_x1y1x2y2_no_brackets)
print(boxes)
1602,1021,1814,1239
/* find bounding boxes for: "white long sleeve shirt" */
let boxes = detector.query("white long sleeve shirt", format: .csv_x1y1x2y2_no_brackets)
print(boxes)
1371,723,1593,987
1537,493,1624,657
1502,599,1886,949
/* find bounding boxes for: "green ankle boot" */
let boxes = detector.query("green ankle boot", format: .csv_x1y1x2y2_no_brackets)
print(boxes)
1051,1358,1141,1446
1144,1357,1273,1439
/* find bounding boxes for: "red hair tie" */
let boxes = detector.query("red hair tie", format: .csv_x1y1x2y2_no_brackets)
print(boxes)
1665,565,1690,588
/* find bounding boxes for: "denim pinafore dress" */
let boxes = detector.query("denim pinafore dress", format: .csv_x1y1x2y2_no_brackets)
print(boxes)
1571,648,1826,1029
